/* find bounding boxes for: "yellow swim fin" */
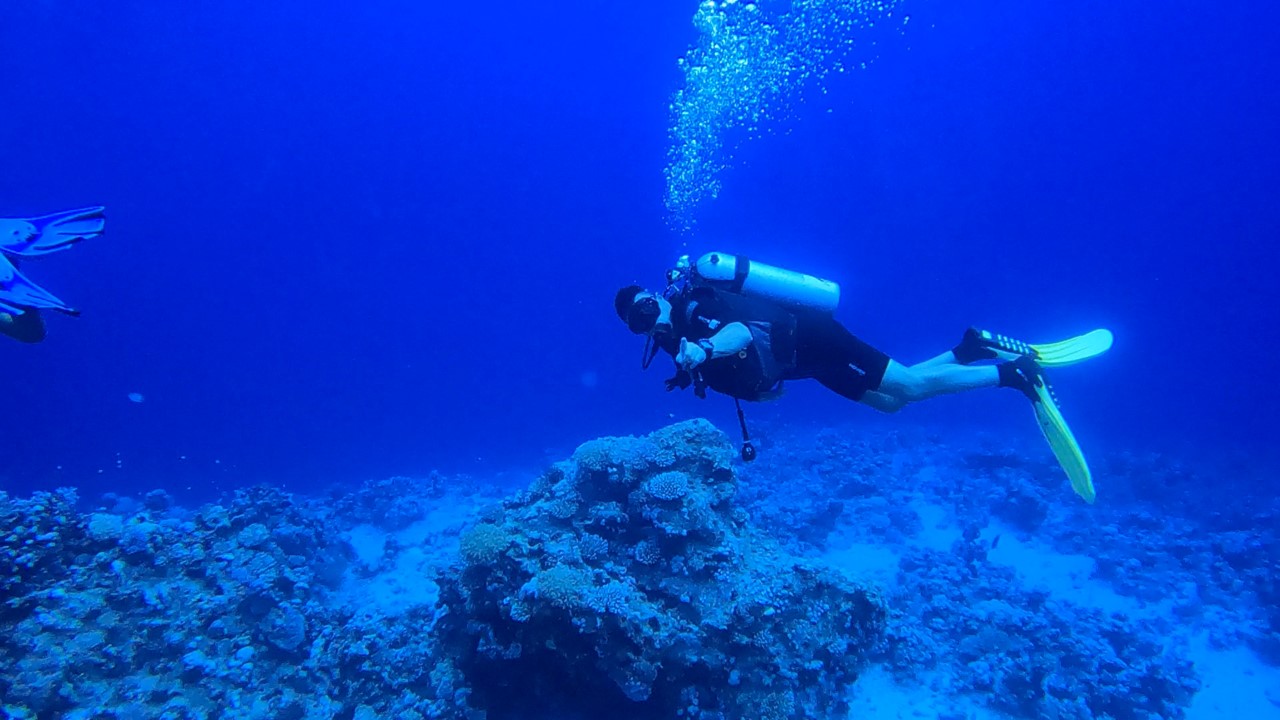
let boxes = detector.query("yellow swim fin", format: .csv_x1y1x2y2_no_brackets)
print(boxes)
1030,329,1113,367
1030,379,1096,503
969,328,1113,368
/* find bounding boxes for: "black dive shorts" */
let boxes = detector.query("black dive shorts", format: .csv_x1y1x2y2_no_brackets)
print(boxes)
787,311,891,401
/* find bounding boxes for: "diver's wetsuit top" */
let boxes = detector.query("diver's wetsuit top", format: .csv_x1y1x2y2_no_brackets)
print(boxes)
661,287,890,402
659,287,796,401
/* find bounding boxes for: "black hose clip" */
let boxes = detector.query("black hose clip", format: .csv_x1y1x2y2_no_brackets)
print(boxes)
734,398,757,462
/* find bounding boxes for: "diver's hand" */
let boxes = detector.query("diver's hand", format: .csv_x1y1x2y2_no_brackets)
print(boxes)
664,370,692,392
677,338,708,372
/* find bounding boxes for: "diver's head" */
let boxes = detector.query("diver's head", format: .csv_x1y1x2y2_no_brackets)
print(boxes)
614,285,671,335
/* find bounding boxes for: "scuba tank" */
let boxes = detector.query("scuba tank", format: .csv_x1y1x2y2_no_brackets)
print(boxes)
678,252,841,312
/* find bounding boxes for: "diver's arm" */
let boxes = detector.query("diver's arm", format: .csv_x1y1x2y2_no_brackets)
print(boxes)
676,322,754,371
701,322,752,358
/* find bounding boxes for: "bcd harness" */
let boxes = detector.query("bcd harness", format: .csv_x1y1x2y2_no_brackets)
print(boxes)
655,285,799,462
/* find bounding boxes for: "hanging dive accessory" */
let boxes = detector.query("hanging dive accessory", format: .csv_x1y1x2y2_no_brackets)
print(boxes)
641,333,661,369
682,337,753,460
735,398,757,462
680,338,709,398
691,252,840,312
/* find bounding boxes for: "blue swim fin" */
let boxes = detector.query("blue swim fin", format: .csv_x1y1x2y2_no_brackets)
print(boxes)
0,253,77,316
0,206,105,257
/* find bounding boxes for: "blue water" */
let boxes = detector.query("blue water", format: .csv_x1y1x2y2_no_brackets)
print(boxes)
3,2,1280,717
3,1,1277,499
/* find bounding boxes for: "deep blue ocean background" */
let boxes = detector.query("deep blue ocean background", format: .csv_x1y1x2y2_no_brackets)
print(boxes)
2,0,1277,503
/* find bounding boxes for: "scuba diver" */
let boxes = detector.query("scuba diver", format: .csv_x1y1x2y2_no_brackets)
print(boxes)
615,252,1111,503
0,207,106,343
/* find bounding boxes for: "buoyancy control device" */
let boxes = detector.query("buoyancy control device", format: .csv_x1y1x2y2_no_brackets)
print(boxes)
661,251,844,462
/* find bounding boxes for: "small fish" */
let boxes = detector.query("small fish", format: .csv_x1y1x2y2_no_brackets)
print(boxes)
990,534,1002,550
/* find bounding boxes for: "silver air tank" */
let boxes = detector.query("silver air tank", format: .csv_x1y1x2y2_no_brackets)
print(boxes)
692,252,840,313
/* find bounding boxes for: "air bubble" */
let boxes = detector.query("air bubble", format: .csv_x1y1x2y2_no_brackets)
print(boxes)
664,0,905,232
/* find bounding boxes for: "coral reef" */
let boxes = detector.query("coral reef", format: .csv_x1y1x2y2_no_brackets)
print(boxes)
1,418,1275,719
0,421,888,720
435,419,888,719
733,423,1279,719
885,535,1201,720
735,427,930,551
0,483,466,720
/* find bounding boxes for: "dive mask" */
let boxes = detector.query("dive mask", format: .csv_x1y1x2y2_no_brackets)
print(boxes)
626,295,662,334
